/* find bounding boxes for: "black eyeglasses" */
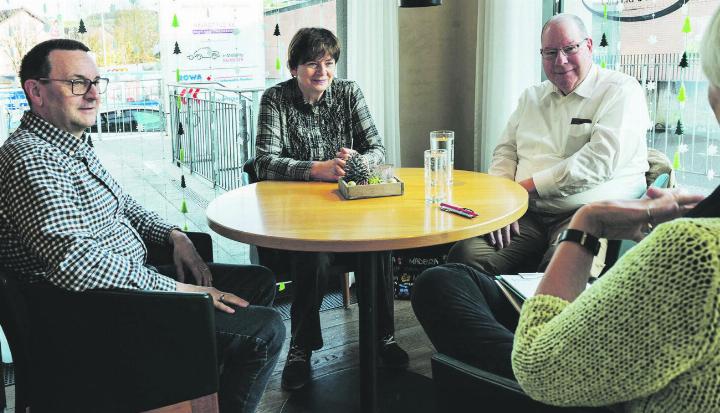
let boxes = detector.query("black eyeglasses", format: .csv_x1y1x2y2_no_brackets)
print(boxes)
37,77,110,95
540,38,589,60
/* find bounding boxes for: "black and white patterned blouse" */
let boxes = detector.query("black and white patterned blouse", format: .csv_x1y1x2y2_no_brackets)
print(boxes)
0,111,177,291
254,78,385,180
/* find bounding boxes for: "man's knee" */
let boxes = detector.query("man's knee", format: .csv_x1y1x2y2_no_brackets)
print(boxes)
447,238,476,263
246,265,276,306
255,308,286,355
447,238,498,274
412,264,472,307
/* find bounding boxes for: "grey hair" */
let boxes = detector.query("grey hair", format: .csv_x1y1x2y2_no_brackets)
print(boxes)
541,13,589,39
701,7,720,88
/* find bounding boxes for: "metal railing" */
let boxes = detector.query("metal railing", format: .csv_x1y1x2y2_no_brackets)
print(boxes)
1,79,166,137
168,84,263,190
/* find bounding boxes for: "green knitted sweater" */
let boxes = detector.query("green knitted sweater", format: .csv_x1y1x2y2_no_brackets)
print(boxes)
512,218,720,413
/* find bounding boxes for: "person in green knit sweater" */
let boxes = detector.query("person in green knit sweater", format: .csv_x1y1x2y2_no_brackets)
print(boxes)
413,7,720,413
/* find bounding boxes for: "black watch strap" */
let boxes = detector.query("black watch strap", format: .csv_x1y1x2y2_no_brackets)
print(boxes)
556,229,601,256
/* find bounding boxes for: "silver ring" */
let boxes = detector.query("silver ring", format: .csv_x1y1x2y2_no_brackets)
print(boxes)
218,294,225,303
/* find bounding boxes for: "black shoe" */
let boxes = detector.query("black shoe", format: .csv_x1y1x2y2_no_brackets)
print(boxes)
379,334,409,370
281,344,312,390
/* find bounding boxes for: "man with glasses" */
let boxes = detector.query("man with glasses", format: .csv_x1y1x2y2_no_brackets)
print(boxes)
411,14,650,377
443,13,649,277
0,39,284,413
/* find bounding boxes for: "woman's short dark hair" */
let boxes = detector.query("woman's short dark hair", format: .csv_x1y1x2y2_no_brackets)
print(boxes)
287,28,340,71
19,39,90,105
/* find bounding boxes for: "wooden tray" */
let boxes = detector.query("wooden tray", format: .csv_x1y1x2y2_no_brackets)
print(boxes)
338,177,404,200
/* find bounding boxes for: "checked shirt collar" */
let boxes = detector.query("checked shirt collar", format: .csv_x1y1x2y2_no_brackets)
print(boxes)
19,111,91,159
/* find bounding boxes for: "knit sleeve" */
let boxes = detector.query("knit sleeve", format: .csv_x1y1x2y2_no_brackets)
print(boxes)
512,219,720,407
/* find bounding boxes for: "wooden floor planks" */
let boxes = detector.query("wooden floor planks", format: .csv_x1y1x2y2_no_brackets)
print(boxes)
257,299,435,413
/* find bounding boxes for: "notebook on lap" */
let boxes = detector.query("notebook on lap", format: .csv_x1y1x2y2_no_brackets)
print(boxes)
496,273,593,313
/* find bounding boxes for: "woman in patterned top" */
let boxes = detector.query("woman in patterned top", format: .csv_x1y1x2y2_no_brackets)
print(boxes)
253,27,408,391
412,8,720,413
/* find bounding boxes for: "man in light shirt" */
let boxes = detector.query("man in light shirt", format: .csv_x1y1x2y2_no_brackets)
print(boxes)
448,13,649,275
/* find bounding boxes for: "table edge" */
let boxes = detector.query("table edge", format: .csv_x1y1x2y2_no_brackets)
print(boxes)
207,201,528,252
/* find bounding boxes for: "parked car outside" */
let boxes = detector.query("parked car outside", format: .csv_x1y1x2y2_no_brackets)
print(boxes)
89,107,165,133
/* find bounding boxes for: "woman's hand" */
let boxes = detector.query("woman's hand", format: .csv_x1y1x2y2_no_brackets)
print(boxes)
336,147,357,160
570,187,704,241
176,283,249,314
310,159,346,181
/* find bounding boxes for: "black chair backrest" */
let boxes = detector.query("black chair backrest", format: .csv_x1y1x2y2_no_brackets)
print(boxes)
145,231,214,267
0,272,30,411
0,270,218,412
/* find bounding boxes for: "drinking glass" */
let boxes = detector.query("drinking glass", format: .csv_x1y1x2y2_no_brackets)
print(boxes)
424,149,448,204
375,164,395,182
430,130,454,184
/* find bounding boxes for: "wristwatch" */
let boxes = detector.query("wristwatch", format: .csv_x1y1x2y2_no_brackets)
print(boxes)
556,229,601,256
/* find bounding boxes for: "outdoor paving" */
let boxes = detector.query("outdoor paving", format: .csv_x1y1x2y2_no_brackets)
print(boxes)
92,130,250,265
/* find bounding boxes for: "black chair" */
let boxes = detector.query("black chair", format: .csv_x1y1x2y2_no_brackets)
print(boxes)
242,156,259,187
431,353,612,413
243,158,353,307
0,232,219,413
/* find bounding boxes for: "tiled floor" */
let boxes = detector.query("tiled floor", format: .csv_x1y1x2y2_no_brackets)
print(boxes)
93,131,251,265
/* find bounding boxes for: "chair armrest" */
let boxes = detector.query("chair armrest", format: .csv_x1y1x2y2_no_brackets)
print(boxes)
187,231,214,262
24,285,218,412
431,353,528,402
431,354,610,413
243,157,259,184
146,231,214,267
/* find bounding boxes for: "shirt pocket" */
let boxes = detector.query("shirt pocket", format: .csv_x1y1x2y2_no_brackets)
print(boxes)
563,123,592,157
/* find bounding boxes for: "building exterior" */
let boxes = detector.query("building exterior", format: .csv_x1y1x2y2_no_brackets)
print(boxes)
0,8,49,82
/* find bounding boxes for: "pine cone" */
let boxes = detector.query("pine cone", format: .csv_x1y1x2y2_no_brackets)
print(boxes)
345,154,370,185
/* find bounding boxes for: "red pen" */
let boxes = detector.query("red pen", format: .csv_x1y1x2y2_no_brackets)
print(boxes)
439,202,478,219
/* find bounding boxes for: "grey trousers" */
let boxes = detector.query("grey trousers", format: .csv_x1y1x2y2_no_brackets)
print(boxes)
447,210,576,276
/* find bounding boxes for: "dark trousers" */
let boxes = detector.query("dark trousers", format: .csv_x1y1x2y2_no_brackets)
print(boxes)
411,263,518,379
261,248,394,350
157,263,285,413
447,210,575,275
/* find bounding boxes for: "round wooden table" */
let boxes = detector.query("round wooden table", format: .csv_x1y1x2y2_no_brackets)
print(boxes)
207,168,527,252
206,168,527,413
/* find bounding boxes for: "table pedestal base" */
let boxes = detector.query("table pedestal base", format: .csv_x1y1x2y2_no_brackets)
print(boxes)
280,367,435,413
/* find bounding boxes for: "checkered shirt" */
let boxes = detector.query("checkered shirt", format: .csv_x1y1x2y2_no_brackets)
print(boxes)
255,78,385,180
0,111,177,291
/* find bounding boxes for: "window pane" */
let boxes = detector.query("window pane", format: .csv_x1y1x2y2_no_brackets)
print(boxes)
264,0,338,88
563,0,720,193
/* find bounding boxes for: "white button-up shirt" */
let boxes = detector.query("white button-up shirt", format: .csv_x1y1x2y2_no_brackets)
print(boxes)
489,65,649,214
